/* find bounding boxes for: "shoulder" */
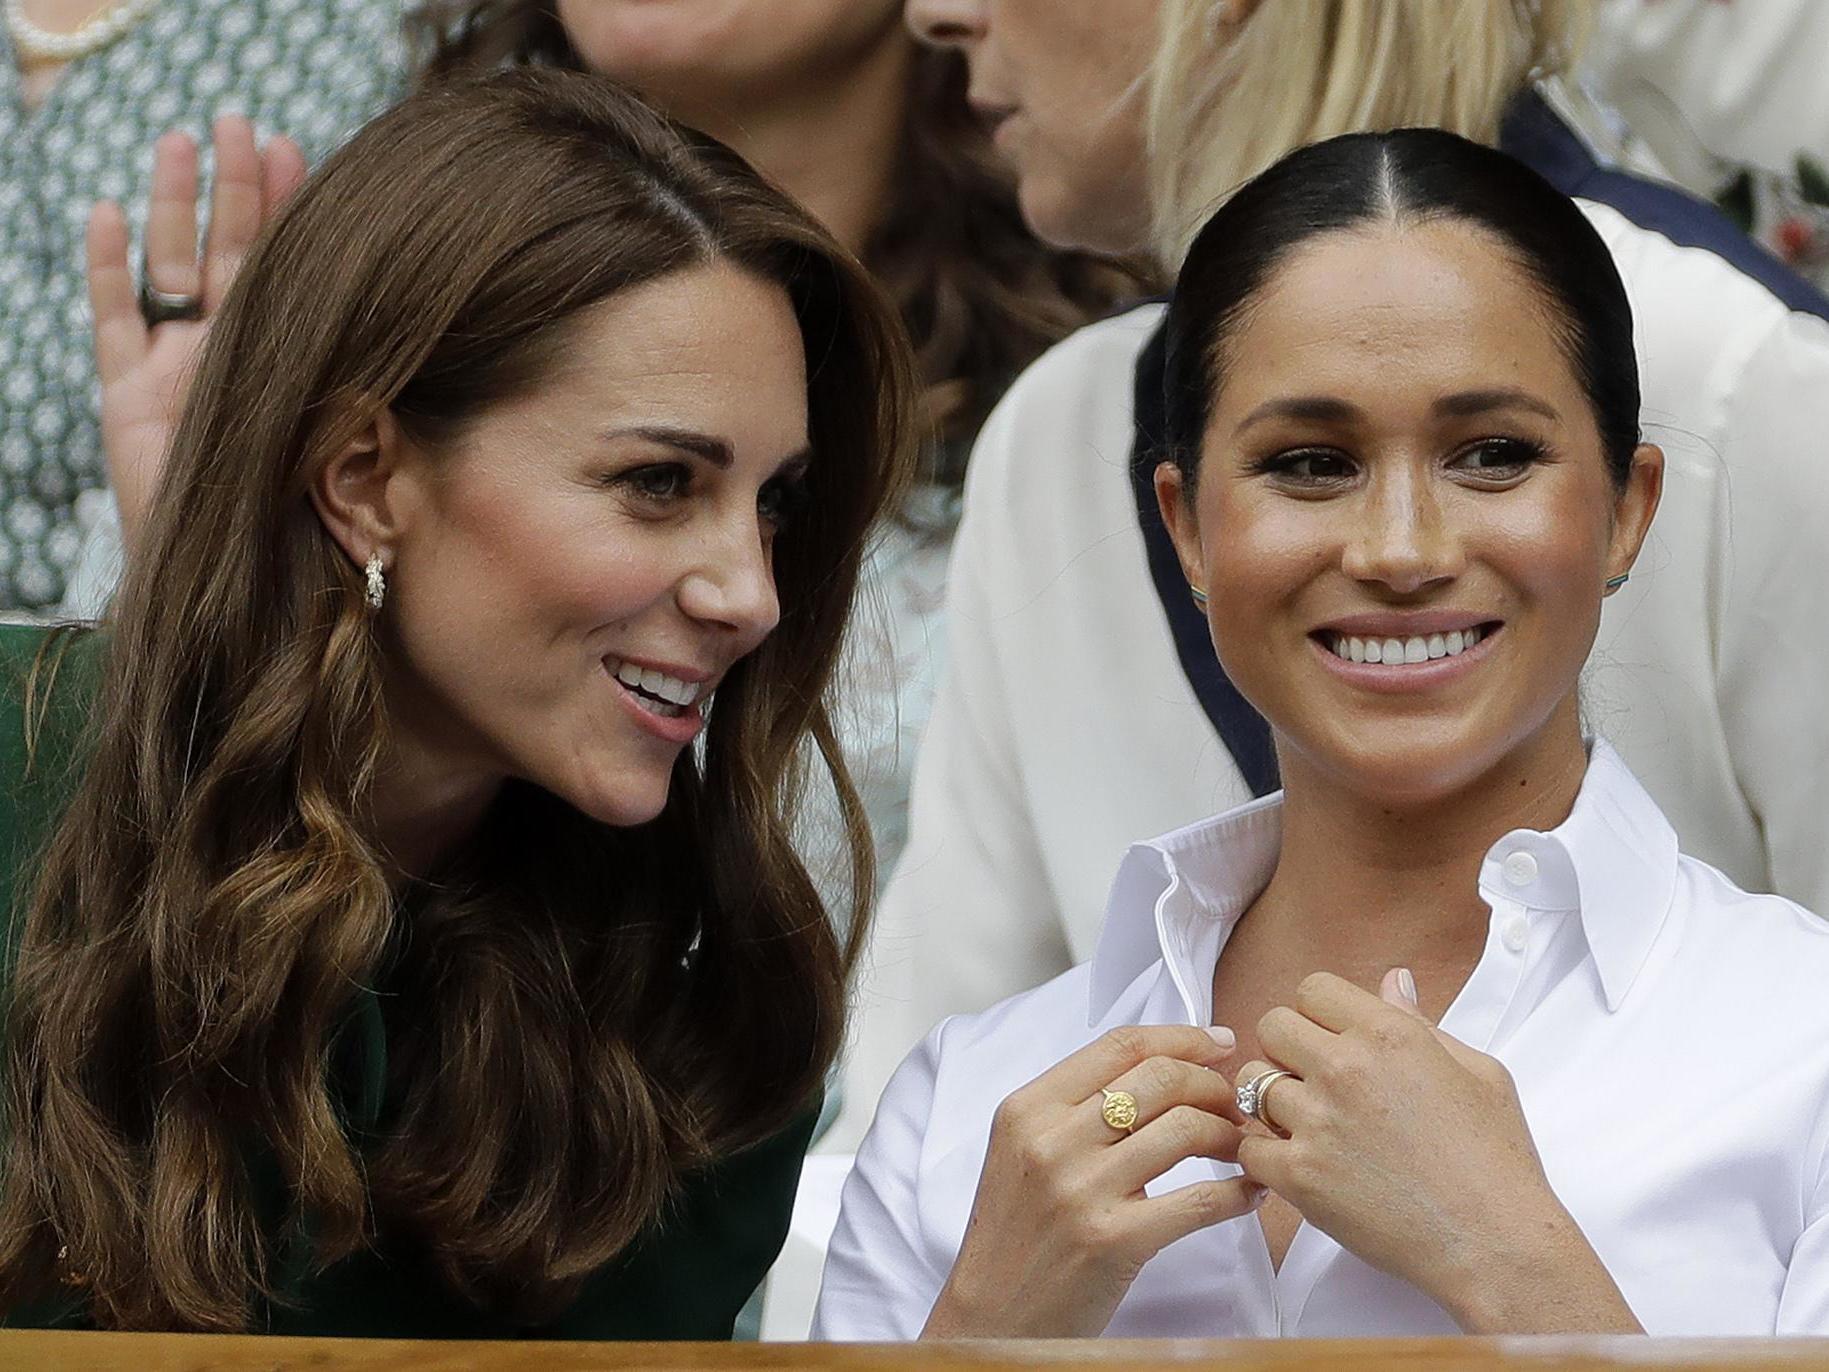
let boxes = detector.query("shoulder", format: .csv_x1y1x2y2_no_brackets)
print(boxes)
955,304,1165,567
965,304,1163,488
1575,200,1829,418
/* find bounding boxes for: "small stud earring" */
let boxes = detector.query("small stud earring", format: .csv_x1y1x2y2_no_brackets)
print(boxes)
1604,572,1630,593
1189,586,1209,608
365,554,387,611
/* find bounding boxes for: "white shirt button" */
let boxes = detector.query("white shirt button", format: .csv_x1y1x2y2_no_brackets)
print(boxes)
1502,850,1539,887
1501,914,1530,953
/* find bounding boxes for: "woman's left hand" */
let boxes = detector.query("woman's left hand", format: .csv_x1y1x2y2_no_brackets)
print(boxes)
1234,969,1639,1333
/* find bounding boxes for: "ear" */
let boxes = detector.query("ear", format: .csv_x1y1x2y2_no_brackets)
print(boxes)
1154,459,1208,594
309,408,416,574
1604,442,1664,591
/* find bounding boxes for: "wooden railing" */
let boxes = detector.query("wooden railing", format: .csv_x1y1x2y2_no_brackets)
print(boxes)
3,1335,1828,1371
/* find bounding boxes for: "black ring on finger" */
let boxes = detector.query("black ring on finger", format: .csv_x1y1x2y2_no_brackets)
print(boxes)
137,272,203,327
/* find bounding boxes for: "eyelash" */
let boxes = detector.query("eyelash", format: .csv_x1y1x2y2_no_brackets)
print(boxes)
607,462,811,528
1248,437,1549,486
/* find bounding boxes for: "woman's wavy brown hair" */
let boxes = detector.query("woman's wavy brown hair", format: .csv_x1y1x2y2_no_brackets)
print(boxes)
0,69,915,1331
410,1,1150,488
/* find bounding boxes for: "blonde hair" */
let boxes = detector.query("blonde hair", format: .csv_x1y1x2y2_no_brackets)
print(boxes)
1146,0,1593,266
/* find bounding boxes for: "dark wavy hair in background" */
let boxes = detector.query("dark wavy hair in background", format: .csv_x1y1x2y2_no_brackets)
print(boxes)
0,69,915,1331
410,0,1150,489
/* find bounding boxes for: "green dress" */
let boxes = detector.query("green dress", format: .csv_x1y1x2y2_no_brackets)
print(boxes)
0,621,815,1338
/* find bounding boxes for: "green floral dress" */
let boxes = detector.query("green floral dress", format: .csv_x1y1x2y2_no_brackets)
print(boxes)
0,0,405,611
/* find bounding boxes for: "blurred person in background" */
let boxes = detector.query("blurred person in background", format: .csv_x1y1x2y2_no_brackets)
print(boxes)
843,0,1829,1139
1,69,915,1336
1,0,404,614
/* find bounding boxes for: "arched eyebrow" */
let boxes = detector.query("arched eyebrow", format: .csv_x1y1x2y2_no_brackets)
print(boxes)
603,425,734,467
602,424,811,474
1233,387,1560,435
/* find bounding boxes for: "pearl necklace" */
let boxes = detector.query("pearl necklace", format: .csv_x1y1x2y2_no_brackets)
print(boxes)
5,0,162,62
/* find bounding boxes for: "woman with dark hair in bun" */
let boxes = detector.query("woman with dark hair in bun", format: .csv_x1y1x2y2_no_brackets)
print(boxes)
817,128,1829,1340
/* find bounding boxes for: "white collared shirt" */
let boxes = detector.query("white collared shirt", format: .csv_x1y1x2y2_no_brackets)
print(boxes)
814,743,1829,1339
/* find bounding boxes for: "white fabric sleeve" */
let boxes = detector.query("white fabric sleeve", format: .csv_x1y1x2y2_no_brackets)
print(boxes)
836,397,1074,1140
812,1024,950,1340
57,488,125,621
1775,1097,1829,1332
1711,309,1829,916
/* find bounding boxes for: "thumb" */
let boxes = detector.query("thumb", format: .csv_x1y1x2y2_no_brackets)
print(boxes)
1380,966,1424,1018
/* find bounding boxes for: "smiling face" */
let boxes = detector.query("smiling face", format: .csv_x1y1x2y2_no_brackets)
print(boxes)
1158,220,1661,805
904,0,1159,253
380,262,811,828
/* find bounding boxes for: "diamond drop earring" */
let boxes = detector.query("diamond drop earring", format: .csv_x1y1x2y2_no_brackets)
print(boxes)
365,554,387,611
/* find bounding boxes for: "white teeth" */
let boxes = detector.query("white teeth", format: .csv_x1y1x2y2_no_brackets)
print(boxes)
1325,625,1491,665
608,658,704,709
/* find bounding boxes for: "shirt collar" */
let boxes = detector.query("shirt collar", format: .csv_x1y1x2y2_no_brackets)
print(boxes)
1087,740,1678,1025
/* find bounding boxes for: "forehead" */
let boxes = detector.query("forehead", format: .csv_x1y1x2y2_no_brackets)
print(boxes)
1209,221,1584,424
500,262,810,449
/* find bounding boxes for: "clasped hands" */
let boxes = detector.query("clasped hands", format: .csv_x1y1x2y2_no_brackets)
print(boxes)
925,970,1619,1339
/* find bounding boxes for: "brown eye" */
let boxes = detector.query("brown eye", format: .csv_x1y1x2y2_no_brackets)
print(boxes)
1251,448,1357,484
613,463,692,502
1450,437,1544,477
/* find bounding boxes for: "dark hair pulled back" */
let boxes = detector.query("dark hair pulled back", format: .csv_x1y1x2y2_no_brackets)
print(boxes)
1163,128,1639,490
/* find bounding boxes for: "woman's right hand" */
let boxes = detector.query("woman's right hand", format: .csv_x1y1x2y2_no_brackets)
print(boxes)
86,116,306,551
920,1024,1261,1338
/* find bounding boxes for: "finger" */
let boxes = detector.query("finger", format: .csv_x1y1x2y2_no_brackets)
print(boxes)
1031,1024,1237,1109
1072,1054,1242,1147
86,201,148,386
260,133,309,217
1126,1175,1267,1255
1235,1131,1295,1194
1256,1003,1337,1078
1099,1105,1243,1194
1233,1059,1314,1135
202,114,264,309
1292,970,1393,1033
144,130,202,300
1380,966,1425,1018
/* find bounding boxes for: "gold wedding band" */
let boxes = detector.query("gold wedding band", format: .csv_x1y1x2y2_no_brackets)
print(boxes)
1099,1088,1139,1133
1236,1068,1296,1131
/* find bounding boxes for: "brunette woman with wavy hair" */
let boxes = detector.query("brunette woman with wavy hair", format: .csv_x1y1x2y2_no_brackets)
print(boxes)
0,67,914,1336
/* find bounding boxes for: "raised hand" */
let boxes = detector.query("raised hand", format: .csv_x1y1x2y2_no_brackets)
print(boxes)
922,1023,1262,1338
86,115,307,549
1233,970,1639,1333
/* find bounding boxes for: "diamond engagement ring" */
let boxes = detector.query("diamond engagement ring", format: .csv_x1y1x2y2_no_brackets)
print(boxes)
1099,1088,1139,1133
1236,1069,1296,1129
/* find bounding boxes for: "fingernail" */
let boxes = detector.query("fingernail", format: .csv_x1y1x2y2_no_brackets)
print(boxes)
1248,1184,1270,1209
1204,1025,1237,1050
1396,967,1417,1005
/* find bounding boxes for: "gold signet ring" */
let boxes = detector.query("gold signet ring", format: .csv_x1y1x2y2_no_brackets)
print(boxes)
1100,1088,1140,1133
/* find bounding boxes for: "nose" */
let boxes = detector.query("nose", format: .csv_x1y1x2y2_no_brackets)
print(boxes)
1339,465,1464,595
906,0,987,48
677,516,781,648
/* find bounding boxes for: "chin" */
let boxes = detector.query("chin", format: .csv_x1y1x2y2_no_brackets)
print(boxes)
554,768,675,829
1296,720,1508,807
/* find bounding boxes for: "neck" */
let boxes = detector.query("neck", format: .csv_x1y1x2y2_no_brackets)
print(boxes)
368,730,502,889
1251,704,1591,974
652,33,913,257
